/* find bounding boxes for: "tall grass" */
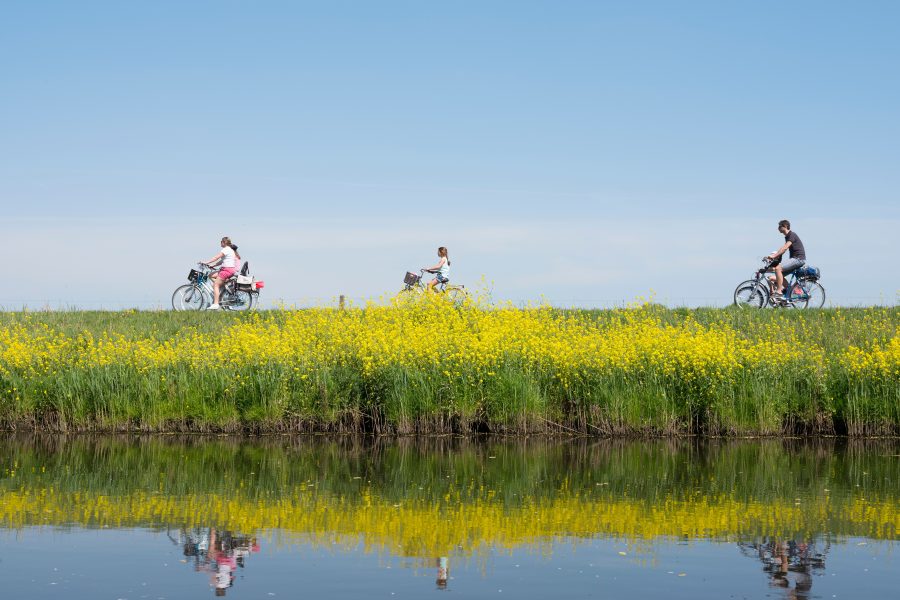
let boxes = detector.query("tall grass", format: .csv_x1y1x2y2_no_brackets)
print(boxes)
0,302,896,434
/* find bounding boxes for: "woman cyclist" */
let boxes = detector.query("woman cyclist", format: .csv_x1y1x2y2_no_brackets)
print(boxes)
203,236,241,310
423,246,451,292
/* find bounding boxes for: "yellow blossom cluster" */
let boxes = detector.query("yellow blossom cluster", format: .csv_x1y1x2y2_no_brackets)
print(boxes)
0,302,834,378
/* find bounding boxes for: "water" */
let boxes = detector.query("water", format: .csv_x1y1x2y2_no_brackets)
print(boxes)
1,436,896,599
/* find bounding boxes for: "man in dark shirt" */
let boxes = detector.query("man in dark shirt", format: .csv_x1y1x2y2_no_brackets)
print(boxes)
768,219,807,296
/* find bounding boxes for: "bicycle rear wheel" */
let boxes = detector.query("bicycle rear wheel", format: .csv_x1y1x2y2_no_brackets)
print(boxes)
223,289,253,311
798,280,826,308
733,281,766,308
172,284,206,311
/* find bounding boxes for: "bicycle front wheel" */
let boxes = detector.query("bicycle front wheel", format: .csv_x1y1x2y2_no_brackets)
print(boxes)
799,280,826,308
397,286,424,299
733,281,766,308
172,284,206,311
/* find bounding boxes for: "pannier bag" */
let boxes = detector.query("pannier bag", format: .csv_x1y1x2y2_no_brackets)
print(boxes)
797,265,821,280
236,274,253,285
403,271,420,285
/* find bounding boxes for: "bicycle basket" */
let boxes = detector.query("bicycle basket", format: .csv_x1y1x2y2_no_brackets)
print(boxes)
403,271,421,285
188,268,202,283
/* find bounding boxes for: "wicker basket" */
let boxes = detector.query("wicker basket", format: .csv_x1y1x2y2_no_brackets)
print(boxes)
403,271,421,285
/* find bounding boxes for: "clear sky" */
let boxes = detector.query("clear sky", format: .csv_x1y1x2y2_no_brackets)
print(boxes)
2,1,898,308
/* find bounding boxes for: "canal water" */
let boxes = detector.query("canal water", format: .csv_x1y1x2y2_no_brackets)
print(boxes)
1,436,896,599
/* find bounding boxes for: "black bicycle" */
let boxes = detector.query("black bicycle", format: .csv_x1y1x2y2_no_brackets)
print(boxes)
733,258,825,309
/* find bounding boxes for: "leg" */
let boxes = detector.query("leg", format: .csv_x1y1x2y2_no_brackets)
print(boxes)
428,279,438,292
212,276,221,304
773,265,784,294
777,258,804,296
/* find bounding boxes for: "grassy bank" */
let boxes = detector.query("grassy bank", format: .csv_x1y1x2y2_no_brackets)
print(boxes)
0,301,897,434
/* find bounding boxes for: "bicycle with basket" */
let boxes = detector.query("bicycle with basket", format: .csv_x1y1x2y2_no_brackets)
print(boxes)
400,269,467,304
172,263,265,311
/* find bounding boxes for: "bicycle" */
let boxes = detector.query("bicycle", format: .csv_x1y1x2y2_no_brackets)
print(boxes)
400,269,467,304
733,258,825,309
172,263,256,311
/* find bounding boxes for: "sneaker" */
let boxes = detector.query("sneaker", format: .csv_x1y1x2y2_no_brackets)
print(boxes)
207,303,221,310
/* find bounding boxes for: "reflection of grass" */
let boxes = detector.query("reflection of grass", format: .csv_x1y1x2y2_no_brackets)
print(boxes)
0,304,897,434
0,437,897,554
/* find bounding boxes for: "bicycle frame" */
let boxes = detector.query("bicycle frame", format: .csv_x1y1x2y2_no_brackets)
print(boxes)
404,269,451,293
762,269,813,307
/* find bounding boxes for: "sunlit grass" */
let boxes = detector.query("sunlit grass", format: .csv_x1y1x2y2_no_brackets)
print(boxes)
0,301,897,434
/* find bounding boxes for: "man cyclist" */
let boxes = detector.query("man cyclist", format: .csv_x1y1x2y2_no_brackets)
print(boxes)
768,219,806,299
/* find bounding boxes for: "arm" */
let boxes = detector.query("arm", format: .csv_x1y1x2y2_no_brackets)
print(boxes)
423,257,446,272
204,252,225,266
768,241,791,259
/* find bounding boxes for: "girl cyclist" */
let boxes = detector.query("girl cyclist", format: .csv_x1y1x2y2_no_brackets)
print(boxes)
423,246,451,292
203,236,241,310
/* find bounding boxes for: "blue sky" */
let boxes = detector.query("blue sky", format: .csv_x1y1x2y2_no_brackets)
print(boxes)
1,1,898,308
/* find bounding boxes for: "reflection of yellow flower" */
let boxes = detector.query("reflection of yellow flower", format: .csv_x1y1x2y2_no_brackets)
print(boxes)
0,487,895,557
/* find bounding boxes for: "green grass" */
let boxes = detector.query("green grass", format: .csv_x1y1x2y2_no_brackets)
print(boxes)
0,307,897,435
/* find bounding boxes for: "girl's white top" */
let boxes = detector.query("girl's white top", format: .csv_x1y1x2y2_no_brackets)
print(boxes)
438,257,450,277
221,245,236,268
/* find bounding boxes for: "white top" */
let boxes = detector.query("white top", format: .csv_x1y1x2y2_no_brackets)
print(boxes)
221,246,236,268
438,257,450,277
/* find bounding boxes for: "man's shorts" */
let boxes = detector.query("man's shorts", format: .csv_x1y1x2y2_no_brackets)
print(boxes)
779,257,806,274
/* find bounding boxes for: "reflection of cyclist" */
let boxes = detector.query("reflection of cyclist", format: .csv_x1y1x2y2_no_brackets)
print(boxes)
738,537,827,600
767,220,806,297
203,236,241,310
423,246,451,292
435,556,449,589
170,527,259,597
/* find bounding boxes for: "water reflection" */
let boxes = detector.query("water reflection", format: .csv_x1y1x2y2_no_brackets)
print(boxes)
0,435,896,598
435,556,449,589
168,527,260,596
738,538,828,600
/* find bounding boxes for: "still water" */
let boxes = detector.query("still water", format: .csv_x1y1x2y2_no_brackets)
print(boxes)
0,436,896,599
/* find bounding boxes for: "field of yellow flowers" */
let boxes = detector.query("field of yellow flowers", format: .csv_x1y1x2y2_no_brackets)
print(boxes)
0,300,897,434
